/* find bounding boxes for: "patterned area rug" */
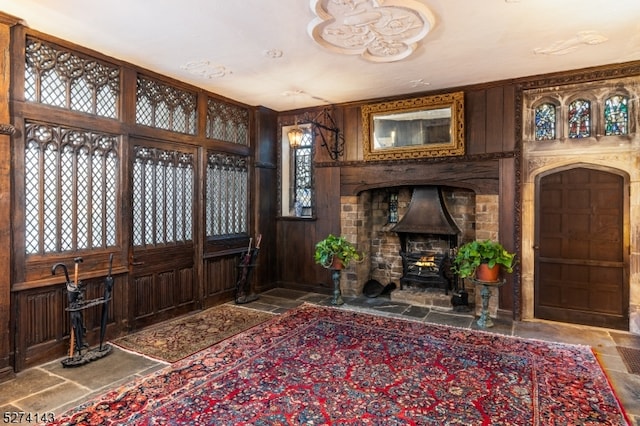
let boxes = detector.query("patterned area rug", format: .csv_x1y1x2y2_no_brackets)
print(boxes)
112,304,275,362
54,304,629,425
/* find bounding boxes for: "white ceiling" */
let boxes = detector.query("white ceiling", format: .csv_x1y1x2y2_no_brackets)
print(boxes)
3,0,640,111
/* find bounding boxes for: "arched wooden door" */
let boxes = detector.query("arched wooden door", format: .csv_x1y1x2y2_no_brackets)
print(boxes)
535,167,628,330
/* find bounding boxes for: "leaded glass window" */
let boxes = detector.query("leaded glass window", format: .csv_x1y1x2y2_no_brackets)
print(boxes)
389,192,398,223
205,153,249,237
534,103,556,140
568,99,591,138
292,131,313,216
135,76,197,135
24,122,119,254
604,95,628,136
132,147,194,247
25,38,120,118
206,99,250,145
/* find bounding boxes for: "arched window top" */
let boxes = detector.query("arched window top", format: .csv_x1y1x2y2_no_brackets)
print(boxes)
534,102,557,141
604,94,629,136
568,98,591,138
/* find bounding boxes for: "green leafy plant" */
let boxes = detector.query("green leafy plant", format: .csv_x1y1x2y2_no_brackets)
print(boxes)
451,239,516,279
314,234,363,269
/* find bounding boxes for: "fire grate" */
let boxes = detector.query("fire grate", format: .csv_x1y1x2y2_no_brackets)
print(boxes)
616,346,640,375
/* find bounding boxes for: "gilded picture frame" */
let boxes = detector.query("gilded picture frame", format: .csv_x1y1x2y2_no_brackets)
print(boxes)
362,91,465,161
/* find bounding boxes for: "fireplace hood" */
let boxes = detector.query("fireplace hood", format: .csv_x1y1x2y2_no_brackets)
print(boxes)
391,186,461,236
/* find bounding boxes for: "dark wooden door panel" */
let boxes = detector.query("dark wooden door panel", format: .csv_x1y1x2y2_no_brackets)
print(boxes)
535,167,627,330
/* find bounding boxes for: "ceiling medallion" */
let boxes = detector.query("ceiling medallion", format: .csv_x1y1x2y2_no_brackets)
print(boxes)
308,0,435,63
180,60,231,79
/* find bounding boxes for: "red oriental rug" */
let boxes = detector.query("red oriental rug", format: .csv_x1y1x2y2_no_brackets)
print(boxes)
51,304,630,425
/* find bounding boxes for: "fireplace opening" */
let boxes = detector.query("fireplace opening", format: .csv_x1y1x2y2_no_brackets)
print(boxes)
392,186,461,294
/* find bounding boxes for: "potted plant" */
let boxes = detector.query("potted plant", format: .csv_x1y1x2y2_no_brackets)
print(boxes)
314,234,363,270
452,239,516,282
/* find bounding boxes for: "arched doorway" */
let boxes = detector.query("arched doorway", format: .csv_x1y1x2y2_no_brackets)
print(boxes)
535,166,629,330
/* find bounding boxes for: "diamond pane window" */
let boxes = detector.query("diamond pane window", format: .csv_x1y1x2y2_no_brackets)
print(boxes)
135,77,197,135
206,99,250,145
568,99,591,138
132,146,194,247
25,38,120,118
293,131,313,216
24,122,119,255
205,153,249,237
534,103,556,140
604,95,628,136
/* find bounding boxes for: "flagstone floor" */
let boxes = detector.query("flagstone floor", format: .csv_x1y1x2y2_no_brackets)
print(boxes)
1,288,639,425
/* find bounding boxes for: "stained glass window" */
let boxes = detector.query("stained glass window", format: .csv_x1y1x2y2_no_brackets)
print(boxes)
604,95,628,136
389,192,398,223
568,99,591,138
534,103,556,140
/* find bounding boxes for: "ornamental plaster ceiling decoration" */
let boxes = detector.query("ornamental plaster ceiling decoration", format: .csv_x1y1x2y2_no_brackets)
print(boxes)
2,0,640,111
308,0,435,63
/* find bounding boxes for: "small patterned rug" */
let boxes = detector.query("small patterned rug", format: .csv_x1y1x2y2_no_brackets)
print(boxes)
112,304,275,362
54,304,630,425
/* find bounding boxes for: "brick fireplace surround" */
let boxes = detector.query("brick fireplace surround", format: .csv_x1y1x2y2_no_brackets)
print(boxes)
339,187,502,317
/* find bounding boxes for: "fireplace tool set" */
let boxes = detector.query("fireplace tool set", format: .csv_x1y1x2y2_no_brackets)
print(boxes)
235,234,261,304
51,254,115,367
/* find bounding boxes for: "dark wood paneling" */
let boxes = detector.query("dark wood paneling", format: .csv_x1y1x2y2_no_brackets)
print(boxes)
130,246,197,329
13,274,127,370
202,254,237,308
486,87,505,153
465,90,487,155
499,158,517,311
339,160,500,196
253,107,278,293
0,16,19,382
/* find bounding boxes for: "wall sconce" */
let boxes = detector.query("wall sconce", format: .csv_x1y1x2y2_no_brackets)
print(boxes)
287,121,304,148
300,108,345,161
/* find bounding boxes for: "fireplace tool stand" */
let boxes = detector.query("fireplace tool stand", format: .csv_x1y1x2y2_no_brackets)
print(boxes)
52,254,114,368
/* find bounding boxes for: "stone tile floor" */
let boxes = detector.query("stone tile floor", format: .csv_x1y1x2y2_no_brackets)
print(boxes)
1,288,639,425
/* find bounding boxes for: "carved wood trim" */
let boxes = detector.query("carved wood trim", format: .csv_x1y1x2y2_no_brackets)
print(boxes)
0,123,16,135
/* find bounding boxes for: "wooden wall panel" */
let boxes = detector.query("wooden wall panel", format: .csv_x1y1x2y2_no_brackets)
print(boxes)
276,166,341,293
465,90,487,155
133,275,155,319
158,271,176,312
486,87,505,153
179,268,194,305
13,275,126,370
202,254,238,308
0,14,21,382
253,107,279,293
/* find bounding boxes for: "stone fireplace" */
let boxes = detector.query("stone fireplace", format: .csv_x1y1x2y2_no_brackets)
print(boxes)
392,187,460,294
339,185,502,313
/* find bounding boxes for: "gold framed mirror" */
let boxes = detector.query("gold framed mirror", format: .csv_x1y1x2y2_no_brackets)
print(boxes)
362,91,464,161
